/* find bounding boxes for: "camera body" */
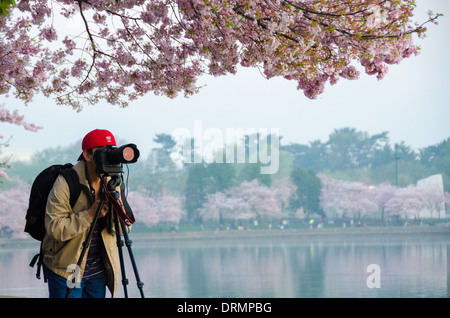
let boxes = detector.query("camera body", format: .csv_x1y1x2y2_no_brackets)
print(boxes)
94,143,140,175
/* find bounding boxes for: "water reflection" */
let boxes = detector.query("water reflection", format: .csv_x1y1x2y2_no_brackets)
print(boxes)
1,238,449,298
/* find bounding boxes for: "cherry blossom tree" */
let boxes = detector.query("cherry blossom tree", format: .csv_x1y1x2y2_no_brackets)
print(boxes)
126,190,159,227
271,177,296,214
126,189,185,228
198,179,284,224
200,191,255,223
384,185,426,219
319,174,380,219
154,192,184,224
0,0,440,109
318,174,341,218
319,174,446,221
0,103,41,180
371,182,397,220
420,183,445,219
0,181,30,238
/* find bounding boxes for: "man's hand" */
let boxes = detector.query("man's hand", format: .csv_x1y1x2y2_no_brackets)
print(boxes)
87,198,109,219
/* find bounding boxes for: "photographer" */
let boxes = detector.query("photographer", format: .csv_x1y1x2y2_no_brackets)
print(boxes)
42,129,123,298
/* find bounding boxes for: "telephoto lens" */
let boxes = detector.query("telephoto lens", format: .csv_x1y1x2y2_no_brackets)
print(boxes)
107,144,140,164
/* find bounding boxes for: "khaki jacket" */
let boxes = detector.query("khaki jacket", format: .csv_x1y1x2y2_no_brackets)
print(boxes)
42,161,120,297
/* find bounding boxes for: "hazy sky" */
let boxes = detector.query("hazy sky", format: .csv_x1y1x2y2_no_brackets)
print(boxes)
2,0,449,160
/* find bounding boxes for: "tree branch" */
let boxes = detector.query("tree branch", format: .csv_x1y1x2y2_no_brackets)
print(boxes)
76,0,96,85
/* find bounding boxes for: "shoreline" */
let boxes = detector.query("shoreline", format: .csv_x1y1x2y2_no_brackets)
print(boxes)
2,225,449,249
130,225,450,246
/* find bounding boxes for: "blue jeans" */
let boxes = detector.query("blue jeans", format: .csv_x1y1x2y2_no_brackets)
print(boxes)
44,266,107,298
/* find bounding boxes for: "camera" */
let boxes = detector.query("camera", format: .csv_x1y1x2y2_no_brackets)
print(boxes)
94,143,140,175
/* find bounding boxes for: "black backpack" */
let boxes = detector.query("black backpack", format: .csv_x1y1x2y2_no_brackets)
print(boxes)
25,163,81,279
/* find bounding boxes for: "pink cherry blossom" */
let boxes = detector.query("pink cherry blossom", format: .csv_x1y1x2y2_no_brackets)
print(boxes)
127,190,184,227
384,186,426,218
0,0,440,108
319,174,379,219
0,181,31,238
198,179,289,223
1,103,42,179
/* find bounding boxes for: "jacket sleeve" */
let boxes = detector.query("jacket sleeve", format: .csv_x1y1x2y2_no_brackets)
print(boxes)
45,174,92,242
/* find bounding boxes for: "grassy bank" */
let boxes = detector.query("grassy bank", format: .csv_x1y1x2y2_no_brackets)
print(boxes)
1,224,449,249
129,224,450,245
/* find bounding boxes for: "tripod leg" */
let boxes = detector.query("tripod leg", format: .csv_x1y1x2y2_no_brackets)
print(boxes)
107,182,145,298
120,221,145,298
113,211,129,298
65,196,105,298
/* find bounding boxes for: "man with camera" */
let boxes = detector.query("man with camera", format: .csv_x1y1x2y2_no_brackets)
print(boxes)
42,129,125,298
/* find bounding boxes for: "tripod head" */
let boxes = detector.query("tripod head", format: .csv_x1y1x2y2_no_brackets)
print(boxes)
99,173,135,226
105,174,122,192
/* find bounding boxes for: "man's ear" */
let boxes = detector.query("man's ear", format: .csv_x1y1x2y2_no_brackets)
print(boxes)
82,149,93,162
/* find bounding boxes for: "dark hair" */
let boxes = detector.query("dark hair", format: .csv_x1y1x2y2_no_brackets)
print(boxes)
80,149,94,161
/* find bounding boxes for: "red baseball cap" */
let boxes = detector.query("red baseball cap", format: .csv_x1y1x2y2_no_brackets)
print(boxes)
77,129,117,161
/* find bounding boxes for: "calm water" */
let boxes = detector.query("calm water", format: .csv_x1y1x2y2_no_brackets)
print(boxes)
0,235,449,298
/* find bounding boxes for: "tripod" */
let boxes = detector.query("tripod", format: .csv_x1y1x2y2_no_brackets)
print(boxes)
65,175,145,298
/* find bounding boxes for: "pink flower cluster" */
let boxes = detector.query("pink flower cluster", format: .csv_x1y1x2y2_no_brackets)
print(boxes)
0,181,31,237
198,179,294,223
0,0,438,107
0,104,42,132
319,174,445,219
127,190,184,227
0,104,42,179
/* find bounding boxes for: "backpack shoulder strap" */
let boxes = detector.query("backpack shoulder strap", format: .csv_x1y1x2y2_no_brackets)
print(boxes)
60,167,81,209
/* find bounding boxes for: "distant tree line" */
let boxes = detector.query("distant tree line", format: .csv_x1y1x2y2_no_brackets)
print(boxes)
282,127,450,191
2,127,449,235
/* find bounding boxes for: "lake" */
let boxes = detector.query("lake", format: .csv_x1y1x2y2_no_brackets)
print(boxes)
0,227,449,298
